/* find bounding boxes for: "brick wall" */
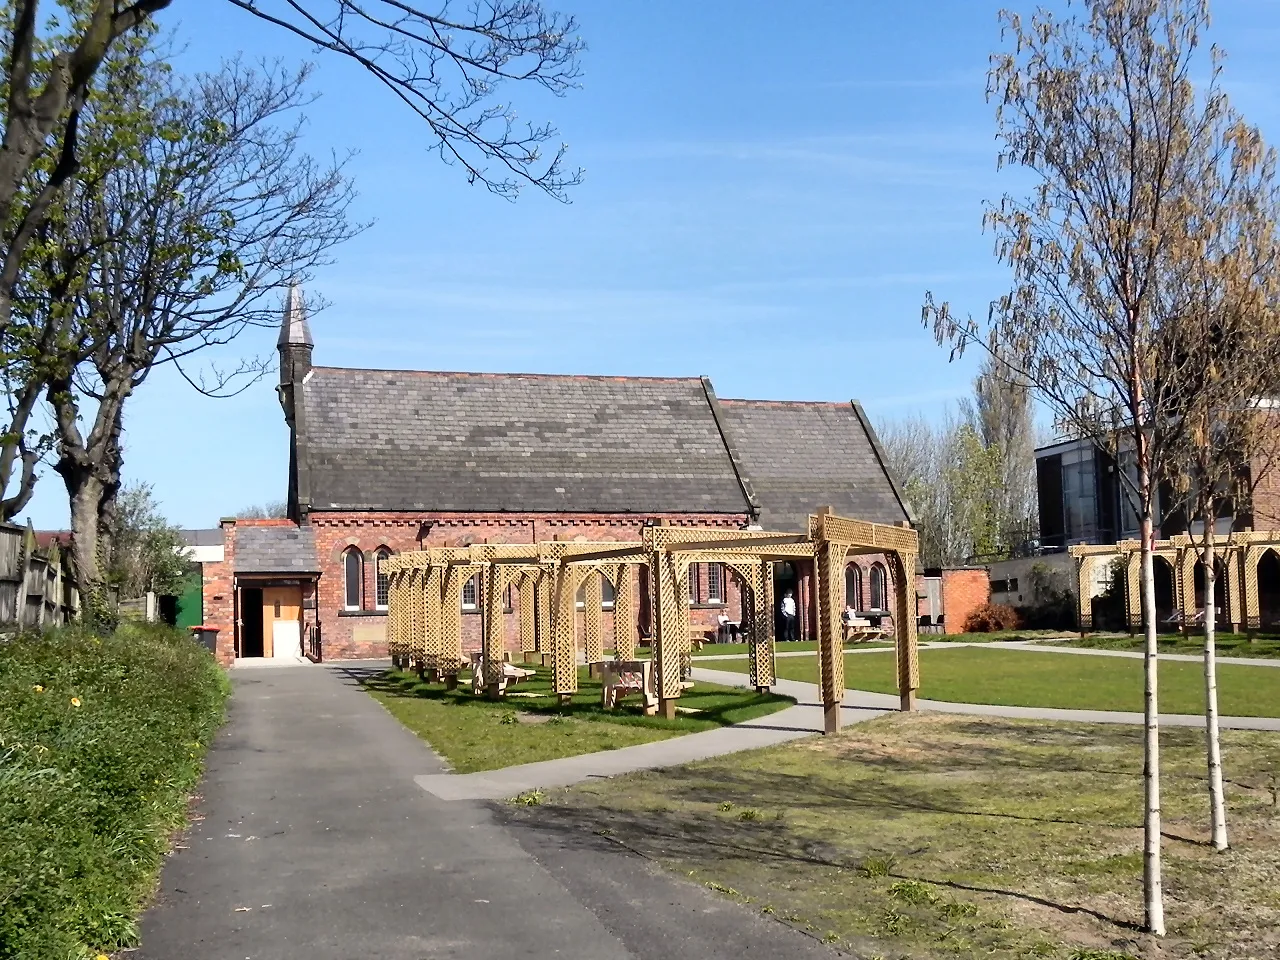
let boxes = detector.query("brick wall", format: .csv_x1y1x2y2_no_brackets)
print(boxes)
940,568,990,633
201,519,236,666
309,511,751,660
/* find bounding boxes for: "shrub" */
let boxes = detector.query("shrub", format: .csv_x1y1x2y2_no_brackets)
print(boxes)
963,602,1022,632
0,623,229,960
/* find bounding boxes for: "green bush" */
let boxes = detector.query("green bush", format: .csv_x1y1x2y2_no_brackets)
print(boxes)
0,623,229,960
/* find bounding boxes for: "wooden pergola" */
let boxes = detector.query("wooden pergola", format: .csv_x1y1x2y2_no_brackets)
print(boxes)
381,508,921,733
1070,530,1280,633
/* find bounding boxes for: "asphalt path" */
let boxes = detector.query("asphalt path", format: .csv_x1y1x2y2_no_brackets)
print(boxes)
135,662,844,960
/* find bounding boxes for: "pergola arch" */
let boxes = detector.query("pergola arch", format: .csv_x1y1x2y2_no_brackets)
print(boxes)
1073,530,1280,635
381,508,921,734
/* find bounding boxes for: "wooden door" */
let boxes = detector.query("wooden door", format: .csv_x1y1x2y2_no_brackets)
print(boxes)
261,586,302,659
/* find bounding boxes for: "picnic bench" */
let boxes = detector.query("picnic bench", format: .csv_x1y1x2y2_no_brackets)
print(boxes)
843,616,886,644
468,651,536,696
598,659,659,714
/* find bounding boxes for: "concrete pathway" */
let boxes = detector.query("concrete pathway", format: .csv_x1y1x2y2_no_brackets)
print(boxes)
691,665,1280,732
136,662,844,960
415,701,837,801
694,639,1280,667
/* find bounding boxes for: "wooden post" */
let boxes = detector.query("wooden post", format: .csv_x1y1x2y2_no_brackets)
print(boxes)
482,563,505,699
424,565,442,681
893,546,920,712
654,551,684,718
815,536,845,734
551,564,579,697
750,559,775,692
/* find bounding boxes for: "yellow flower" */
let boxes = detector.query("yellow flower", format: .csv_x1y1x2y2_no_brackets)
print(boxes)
32,685,43,693
97,954,110,960
70,697,81,708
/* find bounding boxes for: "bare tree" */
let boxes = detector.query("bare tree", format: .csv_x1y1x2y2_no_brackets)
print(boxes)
237,500,289,520
28,56,359,619
0,0,584,514
1157,129,1280,851
923,0,1254,933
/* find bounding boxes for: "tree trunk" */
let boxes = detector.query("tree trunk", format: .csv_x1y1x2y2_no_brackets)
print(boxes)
67,471,113,627
1201,534,1228,850
1139,508,1165,935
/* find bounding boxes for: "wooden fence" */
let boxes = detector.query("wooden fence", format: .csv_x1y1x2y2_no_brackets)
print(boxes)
0,523,81,629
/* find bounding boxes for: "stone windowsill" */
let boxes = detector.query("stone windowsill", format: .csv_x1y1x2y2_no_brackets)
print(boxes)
338,609,388,618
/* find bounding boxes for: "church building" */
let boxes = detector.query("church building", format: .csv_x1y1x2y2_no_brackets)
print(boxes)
200,292,914,665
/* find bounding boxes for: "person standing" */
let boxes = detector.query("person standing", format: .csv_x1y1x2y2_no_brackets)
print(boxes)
780,590,797,643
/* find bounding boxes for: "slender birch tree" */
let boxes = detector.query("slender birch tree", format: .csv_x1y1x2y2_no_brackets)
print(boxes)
923,0,1250,933
1158,125,1280,850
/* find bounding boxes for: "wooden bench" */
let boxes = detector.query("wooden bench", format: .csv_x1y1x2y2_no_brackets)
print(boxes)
598,659,658,715
468,651,535,696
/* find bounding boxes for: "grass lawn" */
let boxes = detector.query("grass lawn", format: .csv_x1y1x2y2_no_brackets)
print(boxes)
691,639,892,657
701,646,1280,716
503,714,1280,960
1053,632,1280,659
361,665,794,773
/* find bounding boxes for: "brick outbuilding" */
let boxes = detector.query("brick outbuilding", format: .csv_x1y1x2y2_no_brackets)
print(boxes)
204,290,915,665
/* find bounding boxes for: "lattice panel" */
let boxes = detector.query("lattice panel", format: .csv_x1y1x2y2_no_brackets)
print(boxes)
752,560,775,687
551,565,581,695
612,565,635,660
440,565,474,675
1126,553,1142,629
1178,547,1197,629
386,570,406,659
1225,549,1244,630
1076,555,1097,630
815,512,919,554
482,564,508,689
815,540,845,708
583,570,604,664
1245,545,1263,630
408,568,426,661
424,566,443,671
652,551,684,701
518,573,537,654
891,550,920,697
535,571,552,653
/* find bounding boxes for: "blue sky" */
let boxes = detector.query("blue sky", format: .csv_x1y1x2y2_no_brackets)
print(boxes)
20,0,1280,529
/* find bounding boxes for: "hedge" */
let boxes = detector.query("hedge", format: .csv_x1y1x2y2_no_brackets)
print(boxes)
0,623,230,960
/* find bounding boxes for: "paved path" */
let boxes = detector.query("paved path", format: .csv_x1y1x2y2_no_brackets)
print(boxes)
416,702,828,801
690,666,1280,731
136,662,844,960
694,639,1280,667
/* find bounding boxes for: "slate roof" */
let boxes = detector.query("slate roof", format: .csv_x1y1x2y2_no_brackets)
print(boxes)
234,525,319,574
717,399,913,531
300,369,749,513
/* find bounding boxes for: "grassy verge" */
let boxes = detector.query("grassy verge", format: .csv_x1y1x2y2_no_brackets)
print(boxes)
700,646,1280,716
362,665,794,773
927,629,1078,643
1054,632,1280,659
505,714,1280,960
0,623,230,960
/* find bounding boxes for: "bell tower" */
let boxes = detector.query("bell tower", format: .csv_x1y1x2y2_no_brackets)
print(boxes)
277,281,313,426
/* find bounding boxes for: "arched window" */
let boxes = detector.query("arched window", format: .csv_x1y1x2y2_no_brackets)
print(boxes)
869,563,887,611
602,577,616,609
343,548,363,610
375,548,392,610
845,564,863,610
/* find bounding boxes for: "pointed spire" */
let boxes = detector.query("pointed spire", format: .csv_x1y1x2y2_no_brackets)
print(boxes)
278,281,313,347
